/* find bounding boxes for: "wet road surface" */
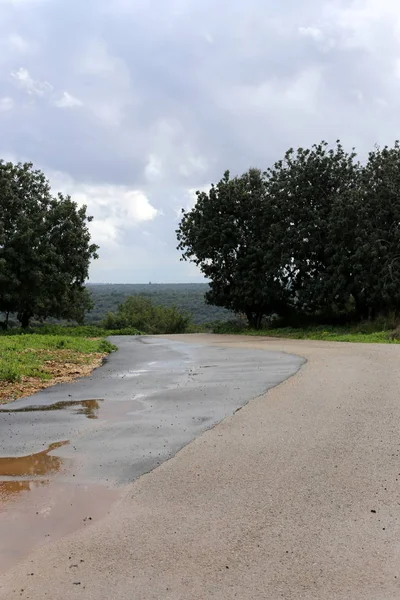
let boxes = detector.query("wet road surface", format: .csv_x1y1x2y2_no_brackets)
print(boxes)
0,335,303,570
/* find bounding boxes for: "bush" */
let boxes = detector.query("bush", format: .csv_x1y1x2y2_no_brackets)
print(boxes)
212,319,249,334
101,295,191,334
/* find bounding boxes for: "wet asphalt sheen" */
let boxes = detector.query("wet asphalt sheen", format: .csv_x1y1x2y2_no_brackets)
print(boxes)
0,336,304,486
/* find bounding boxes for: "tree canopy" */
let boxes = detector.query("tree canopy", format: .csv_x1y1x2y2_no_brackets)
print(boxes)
177,141,400,327
0,160,98,328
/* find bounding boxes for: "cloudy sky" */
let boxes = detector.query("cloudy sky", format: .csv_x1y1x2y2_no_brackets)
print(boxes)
1,0,399,282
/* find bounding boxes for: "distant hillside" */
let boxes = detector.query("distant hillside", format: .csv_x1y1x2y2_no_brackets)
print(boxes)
86,283,234,325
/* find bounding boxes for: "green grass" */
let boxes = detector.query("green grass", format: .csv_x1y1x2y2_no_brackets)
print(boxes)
212,322,400,344
1,324,142,337
245,327,397,343
0,334,117,385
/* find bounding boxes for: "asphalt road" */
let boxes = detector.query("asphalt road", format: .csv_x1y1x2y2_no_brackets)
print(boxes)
0,335,303,572
3,334,400,599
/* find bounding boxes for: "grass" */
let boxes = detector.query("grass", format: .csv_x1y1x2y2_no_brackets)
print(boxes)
244,327,398,343
212,322,400,344
0,334,117,403
1,324,142,337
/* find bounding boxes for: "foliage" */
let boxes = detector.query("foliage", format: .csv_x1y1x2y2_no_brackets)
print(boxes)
211,322,400,344
102,295,191,334
265,141,359,316
83,283,233,325
349,143,400,318
177,141,400,327
0,324,142,337
177,169,289,328
0,334,116,385
0,160,98,329
212,319,249,334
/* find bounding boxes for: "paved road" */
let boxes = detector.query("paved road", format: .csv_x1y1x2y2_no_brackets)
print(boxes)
2,334,400,599
0,336,302,572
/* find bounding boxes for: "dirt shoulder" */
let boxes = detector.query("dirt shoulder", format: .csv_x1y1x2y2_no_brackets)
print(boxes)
0,334,115,405
0,351,105,405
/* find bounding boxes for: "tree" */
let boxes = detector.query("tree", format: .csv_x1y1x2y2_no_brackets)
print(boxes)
0,161,99,328
349,142,400,319
177,144,361,327
177,141,400,327
265,141,360,317
177,168,290,328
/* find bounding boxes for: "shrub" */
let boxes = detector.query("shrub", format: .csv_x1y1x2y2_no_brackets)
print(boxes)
101,295,191,334
212,319,249,334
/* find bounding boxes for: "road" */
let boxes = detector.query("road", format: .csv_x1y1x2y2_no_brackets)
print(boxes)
0,336,302,573
1,334,400,599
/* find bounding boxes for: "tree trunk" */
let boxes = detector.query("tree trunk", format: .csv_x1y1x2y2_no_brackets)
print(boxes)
246,310,264,330
354,296,368,321
19,312,31,329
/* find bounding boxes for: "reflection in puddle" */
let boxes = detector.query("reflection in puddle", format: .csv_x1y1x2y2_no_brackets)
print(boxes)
1,399,102,419
0,480,48,503
0,440,69,478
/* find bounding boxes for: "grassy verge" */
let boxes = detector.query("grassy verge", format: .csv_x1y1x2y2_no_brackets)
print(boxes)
0,334,117,404
212,323,400,343
1,324,142,337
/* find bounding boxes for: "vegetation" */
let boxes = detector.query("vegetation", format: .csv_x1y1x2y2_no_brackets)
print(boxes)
177,141,400,328
84,283,233,325
102,295,190,334
0,160,98,329
212,320,400,344
0,324,142,337
0,334,116,403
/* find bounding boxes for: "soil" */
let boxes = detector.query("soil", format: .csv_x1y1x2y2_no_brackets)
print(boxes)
0,351,106,405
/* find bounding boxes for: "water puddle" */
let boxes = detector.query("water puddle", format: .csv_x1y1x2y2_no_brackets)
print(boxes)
0,440,69,478
0,480,48,503
0,399,102,419
0,479,122,573
0,437,121,573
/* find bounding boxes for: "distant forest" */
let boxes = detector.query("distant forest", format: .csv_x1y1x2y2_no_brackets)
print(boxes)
86,284,233,325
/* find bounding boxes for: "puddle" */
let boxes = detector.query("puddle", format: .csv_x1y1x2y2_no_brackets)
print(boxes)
0,437,122,573
0,480,48,504
0,440,69,478
1,399,102,419
0,479,122,573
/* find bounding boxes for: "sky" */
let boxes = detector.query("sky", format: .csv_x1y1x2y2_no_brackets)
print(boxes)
1,0,400,282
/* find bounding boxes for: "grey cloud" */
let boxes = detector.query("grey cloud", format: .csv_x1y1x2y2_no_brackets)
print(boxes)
0,0,399,281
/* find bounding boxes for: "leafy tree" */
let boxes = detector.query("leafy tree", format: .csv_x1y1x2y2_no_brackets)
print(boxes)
0,161,98,328
177,143,360,326
350,143,400,318
178,140,400,327
265,141,360,316
177,168,290,328
102,295,191,334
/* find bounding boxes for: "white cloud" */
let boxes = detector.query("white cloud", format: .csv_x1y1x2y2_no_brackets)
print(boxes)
145,154,163,182
221,67,322,116
0,0,47,3
8,33,29,52
77,38,134,126
54,91,83,108
11,67,53,96
202,31,214,44
49,171,159,247
0,97,14,111
146,118,209,183
326,0,400,50
298,26,323,41
5,0,400,282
